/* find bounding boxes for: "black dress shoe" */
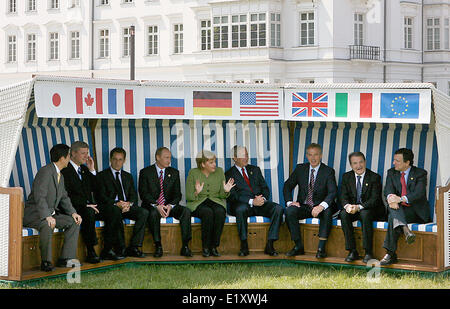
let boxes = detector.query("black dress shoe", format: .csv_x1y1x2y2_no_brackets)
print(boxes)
238,248,250,257
101,249,124,261
211,247,221,257
380,253,398,265
153,245,163,258
345,250,360,262
264,243,278,256
86,248,101,264
40,261,54,272
403,226,416,244
285,246,305,257
362,253,374,264
56,258,82,268
180,246,193,257
315,248,327,259
202,248,211,257
126,247,146,258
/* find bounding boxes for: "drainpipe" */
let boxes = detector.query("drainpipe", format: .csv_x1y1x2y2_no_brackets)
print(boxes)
383,0,387,83
90,0,95,74
421,0,424,82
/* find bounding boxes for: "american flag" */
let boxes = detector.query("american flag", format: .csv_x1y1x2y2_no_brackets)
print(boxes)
239,92,279,117
292,92,328,118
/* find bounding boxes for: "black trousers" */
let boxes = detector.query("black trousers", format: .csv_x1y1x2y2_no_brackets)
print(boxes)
339,208,376,253
233,201,283,241
78,204,122,251
110,205,149,251
144,204,192,245
192,199,226,249
285,204,333,246
383,205,427,253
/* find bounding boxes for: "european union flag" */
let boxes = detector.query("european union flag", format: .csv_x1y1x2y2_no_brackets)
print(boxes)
380,93,420,119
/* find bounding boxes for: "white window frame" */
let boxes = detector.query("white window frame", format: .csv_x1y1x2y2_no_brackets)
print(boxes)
49,32,59,60
27,0,36,11
231,14,247,48
427,18,440,50
49,0,59,10
7,35,17,63
299,11,315,46
99,29,110,58
404,17,413,49
213,16,229,49
147,25,159,55
444,18,449,50
27,33,37,62
70,31,80,59
122,27,131,57
99,0,109,5
270,13,281,47
250,13,266,47
173,23,183,54
123,0,133,3
200,20,212,51
354,13,364,45
8,0,17,13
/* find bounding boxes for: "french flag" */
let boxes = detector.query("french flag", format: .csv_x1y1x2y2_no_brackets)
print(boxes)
76,88,134,115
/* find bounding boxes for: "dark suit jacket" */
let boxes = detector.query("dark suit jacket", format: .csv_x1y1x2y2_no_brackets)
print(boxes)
384,166,430,223
339,168,384,217
283,162,338,210
23,163,76,225
61,163,97,213
225,164,271,215
97,167,138,207
138,165,182,207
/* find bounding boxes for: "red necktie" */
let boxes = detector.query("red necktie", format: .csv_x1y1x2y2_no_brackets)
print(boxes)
400,172,409,206
242,168,253,193
157,170,165,205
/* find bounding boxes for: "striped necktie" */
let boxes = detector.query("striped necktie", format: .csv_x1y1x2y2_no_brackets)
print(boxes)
306,169,315,207
157,170,165,205
356,175,362,204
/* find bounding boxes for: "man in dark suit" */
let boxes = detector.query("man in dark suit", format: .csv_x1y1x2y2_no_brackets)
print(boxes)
380,148,431,265
23,144,83,272
97,147,149,259
339,151,384,263
225,146,283,257
139,147,192,257
61,141,124,263
283,143,337,258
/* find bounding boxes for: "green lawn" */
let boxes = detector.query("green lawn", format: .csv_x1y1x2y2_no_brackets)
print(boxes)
2,262,449,289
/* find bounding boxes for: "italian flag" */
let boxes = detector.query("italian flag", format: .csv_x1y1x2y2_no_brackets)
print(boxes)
335,93,373,118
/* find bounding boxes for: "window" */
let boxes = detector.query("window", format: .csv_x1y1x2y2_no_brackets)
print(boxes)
147,25,158,55
122,27,131,57
27,34,36,61
8,35,17,63
100,0,109,4
50,0,59,9
200,20,211,51
174,24,183,54
231,15,247,48
300,12,314,46
213,16,228,49
270,13,281,47
254,79,264,84
70,31,80,59
8,0,16,13
99,29,109,58
445,18,449,50
28,0,36,11
250,13,266,47
123,0,133,3
404,17,413,49
49,32,59,60
354,13,364,45
427,18,440,50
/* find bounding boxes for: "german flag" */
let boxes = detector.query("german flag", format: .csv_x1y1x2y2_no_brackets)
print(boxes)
193,91,232,116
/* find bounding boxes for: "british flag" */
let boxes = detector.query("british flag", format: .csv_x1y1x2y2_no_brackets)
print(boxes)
292,92,328,118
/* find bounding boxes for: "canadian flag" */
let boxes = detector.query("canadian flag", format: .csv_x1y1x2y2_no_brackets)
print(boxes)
76,87,103,115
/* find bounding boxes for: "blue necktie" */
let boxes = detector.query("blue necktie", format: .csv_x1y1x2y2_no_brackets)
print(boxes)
356,175,362,204
77,167,82,180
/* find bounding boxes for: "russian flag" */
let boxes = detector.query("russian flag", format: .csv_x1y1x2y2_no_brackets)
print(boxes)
145,98,185,115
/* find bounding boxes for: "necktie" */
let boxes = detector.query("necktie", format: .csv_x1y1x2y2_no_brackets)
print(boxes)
77,167,83,181
242,168,253,193
57,172,61,184
115,171,125,201
400,172,409,206
356,175,362,204
306,169,315,207
157,170,165,205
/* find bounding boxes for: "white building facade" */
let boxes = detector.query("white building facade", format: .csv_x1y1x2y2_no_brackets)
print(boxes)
0,0,449,95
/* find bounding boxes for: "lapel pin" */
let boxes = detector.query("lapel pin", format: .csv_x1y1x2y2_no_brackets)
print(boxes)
168,174,171,177
365,183,368,186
